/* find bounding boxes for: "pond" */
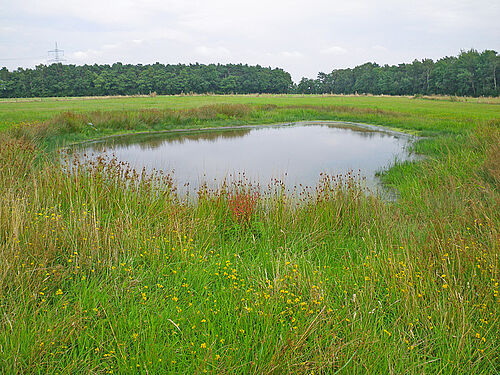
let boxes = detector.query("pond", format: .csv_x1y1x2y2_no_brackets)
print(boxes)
69,121,417,194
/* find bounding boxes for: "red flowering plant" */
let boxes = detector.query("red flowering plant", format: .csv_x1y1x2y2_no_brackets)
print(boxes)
227,190,260,226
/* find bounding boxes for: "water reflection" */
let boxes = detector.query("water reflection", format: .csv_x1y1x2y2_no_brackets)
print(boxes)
71,121,416,194
91,128,253,150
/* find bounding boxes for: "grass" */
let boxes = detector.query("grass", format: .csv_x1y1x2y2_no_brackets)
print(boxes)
1,94,499,136
0,95,498,373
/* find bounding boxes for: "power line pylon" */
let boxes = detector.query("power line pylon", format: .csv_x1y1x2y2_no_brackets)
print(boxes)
48,42,66,64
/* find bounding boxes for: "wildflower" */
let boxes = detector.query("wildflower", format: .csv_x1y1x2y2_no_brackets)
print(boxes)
200,343,207,349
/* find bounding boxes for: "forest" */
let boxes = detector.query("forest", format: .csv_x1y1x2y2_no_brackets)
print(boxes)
297,49,499,97
0,63,294,97
0,49,498,98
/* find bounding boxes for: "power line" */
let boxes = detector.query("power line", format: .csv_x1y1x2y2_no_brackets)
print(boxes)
0,56,45,61
48,42,65,63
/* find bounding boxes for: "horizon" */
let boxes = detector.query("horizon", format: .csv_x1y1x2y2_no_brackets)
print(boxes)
1,48,497,85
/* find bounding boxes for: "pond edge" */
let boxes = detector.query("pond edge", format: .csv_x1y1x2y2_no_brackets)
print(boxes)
60,120,418,150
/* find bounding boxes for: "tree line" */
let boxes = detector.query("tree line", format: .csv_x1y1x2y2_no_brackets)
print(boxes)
0,49,498,98
0,63,293,98
297,49,499,97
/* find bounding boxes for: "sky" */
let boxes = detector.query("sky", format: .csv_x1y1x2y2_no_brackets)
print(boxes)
1,0,499,81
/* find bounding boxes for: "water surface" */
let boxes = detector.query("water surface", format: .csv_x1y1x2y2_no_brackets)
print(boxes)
71,121,416,193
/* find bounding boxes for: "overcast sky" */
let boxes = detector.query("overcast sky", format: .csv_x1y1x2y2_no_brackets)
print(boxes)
1,0,499,81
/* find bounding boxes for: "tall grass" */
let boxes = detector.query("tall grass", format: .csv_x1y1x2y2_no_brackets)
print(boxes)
6,100,498,149
0,101,498,373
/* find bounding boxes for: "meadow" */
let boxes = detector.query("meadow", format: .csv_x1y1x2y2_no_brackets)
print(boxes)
0,95,498,373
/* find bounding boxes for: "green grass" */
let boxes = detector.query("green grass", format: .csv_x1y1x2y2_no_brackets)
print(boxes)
1,94,499,135
0,95,498,373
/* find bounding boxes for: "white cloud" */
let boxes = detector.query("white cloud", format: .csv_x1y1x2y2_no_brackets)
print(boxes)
102,43,119,50
0,26,16,33
281,51,303,58
320,46,347,55
151,29,194,44
195,46,231,58
372,45,388,52
71,49,102,61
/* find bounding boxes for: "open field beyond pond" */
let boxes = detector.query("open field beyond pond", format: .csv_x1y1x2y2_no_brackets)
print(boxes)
0,95,498,373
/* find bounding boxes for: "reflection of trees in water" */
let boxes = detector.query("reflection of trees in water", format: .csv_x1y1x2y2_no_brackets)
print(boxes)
84,123,405,153
322,124,380,139
94,129,252,150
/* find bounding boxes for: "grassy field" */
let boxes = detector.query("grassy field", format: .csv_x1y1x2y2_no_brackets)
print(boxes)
0,95,498,373
1,94,499,136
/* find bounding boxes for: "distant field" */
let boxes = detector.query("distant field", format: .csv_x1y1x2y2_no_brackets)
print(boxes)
0,94,499,129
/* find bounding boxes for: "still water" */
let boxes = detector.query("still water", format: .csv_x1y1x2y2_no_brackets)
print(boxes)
71,121,416,193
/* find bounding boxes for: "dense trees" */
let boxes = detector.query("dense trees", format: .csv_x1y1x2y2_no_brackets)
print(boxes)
0,50,498,98
298,49,500,97
0,63,293,98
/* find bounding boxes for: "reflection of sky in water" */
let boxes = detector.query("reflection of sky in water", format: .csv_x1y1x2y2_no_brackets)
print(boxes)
76,123,415,192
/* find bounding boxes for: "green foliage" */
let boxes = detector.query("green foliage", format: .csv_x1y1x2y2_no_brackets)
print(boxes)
297,49,500,97
0,63,294,98
0,50,498,98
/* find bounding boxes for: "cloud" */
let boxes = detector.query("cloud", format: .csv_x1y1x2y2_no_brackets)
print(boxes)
102,43,119,50
320,46,348,55
281,51,303,58
71,49,102,61
194,46,231,58
151,29,194,44
372,45,388,52
0,26,17,33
